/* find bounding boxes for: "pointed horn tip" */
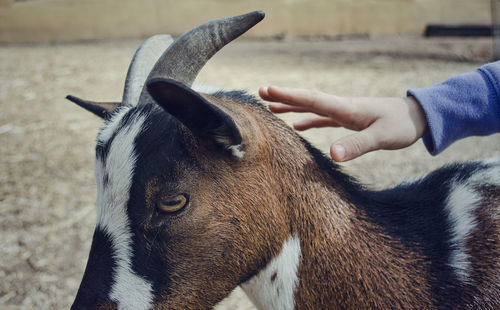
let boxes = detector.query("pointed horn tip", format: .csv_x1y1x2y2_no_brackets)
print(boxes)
65,94,93,109
65,95,91,110
66,95,88,107
240,10,265,25
65,95,79,103
249,10,265,20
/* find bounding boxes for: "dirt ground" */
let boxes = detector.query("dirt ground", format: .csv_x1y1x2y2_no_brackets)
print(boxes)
0,36,499,310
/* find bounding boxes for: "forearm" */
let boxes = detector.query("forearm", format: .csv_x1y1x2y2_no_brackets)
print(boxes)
408,61,500,155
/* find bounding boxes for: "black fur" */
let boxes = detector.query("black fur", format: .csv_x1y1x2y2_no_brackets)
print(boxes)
72,229,116,309
126,105,197,296
147,78,243,148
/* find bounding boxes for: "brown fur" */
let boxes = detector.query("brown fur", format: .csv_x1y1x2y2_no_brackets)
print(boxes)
97,301,118,310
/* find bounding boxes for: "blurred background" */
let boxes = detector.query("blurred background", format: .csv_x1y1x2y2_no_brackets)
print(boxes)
1,0,499,309
0,0,495,41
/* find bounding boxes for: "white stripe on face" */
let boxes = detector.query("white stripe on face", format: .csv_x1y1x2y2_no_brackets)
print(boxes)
242,234,302,310
95,109,154,310
97,106,131,145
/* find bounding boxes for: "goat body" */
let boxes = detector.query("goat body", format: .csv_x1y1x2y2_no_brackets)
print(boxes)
240,135,500,309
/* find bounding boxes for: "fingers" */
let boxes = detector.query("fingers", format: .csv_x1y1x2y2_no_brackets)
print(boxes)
259,86,280,102
261,87,310,113
293,116,340,131
330,128,380,162
260,86,346,116
268,102,311,113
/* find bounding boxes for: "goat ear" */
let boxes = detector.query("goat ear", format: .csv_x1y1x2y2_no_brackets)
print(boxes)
66,95,120,119
147,78,244,158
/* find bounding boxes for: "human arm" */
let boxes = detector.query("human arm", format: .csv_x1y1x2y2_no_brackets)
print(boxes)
408,61,500,155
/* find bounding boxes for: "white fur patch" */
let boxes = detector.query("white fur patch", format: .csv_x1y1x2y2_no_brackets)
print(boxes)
95,110,154,310
445,183,480,281
445,157,500,281
241,235,301,310
228,144,245,158
470,158,500,185
97,106,131,145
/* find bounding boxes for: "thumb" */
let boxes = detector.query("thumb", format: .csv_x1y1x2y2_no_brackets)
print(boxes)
330,129,379,162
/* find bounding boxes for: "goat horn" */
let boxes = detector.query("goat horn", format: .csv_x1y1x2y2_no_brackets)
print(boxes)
122,34,174,107
66,95,119,119
143,11,265,92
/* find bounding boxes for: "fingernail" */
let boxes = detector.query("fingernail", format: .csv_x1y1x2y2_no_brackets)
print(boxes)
268,103,278,111
333,144,345,161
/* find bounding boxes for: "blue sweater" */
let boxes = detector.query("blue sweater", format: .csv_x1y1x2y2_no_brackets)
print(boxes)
408,62,500,155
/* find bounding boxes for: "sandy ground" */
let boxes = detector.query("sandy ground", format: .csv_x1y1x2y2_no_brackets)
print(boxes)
0,37,499,309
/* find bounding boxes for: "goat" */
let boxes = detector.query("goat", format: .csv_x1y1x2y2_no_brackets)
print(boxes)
66,11,499,310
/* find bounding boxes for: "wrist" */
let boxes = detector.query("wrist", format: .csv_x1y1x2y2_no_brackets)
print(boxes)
405,96,429,138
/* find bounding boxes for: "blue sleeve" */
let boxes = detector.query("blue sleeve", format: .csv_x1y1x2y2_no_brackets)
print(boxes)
407,61,500,155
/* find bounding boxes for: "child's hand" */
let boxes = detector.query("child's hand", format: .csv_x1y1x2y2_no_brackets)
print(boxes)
259,86,428,162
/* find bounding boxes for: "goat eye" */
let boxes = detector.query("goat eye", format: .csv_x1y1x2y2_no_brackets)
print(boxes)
157,194,188,213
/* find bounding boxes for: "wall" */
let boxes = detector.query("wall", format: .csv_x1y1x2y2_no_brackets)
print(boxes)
0,0,492,43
